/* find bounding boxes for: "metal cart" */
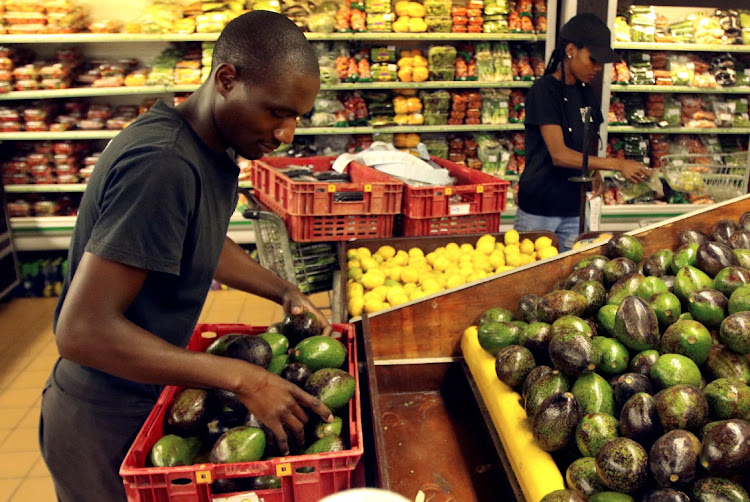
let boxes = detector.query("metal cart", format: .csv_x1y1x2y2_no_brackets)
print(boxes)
660,151,750,203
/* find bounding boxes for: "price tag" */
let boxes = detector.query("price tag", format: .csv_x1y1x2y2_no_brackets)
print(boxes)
328,184,336,193
449,203,471,215
364,184,372,192
445,187,453,196
213,493,260,502
476,185,484,193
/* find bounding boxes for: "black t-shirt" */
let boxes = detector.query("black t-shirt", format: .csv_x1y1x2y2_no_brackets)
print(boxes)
518,74,603,217
52,101,239,411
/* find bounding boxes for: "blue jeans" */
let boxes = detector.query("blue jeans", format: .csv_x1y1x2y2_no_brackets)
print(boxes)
513,207,584,253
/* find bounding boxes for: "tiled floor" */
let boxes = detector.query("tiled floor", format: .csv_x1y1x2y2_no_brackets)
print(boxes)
0,289,331,502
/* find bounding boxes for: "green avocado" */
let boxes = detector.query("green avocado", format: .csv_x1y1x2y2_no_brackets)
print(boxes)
258,332,290,358
293,335,347,372
674,266,714,304
720,311,750,354
597,305,618,336
592,336,629,375
688,289,729,329
571,372,615,416
636,276,669,301
703,378,750,421
648,292,682,330
477,321,522,356
575,413,619,457
209,426,266,464
304,368,356,412
304,435,346,454
659,320,713,366
671,243,699,275
525,370,570,419
150,434,201,467
650,354,703,389
479,307,515,324
566,457,606,498
728,283,750,314
594,437,648,493
605,234,644,264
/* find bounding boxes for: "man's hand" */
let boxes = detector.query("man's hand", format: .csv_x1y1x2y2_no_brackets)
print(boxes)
235,363,333,455
282,287,333,336
589,171,605,199
617,159,652,184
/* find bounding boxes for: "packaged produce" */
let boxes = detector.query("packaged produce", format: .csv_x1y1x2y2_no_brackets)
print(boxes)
7,200,32,217
425,16,451,32
428,46,457,67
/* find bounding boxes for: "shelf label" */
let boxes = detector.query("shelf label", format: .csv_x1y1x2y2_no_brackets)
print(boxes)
476,185,484,193
364,183,372,192
275,463,292,477
445,187,453,196
328,184,336,192
449,203,471,215
195,470,212,484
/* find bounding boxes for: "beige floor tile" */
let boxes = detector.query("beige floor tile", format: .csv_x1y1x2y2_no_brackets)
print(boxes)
7,370,49,390
0,408,27,430
0,427,39,453
0,478,22,502
26,457,50,478
16,408,41,431
9,476,55,502
0,451,37,478
0,431,10,447
25,355,57,373
0,389,41,409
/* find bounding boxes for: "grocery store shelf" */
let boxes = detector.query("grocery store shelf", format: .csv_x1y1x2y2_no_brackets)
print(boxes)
294,124,525,135
0,85,201,101
5,184,88,193
611,84,750,94
609,126,750,135
613,42,750,53
0,130,119,140
321,81,534,90
0,32,544,44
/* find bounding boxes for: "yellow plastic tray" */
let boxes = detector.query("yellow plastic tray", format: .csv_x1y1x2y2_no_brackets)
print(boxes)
461,326,565,502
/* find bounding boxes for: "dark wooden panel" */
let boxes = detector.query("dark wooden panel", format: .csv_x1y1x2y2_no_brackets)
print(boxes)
365,196,750,360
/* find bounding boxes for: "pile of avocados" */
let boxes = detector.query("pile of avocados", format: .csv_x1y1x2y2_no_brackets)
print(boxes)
148,311,356,495
476,214,750,502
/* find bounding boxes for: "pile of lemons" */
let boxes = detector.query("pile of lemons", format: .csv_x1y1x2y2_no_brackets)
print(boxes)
347,231,559,316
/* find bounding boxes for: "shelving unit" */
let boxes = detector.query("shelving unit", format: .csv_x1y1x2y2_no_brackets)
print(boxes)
611,84,750,94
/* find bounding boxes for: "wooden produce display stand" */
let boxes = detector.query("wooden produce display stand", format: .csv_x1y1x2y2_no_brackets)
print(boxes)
355,195,750,502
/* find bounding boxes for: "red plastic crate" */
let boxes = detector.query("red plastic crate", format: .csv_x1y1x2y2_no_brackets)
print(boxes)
252,156,403,216
398,212,502,237
120,323,362,502
255,189,395,242
402,157,509,219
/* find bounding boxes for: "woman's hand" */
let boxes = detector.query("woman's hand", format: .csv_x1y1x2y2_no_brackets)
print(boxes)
617,159,652,184
281,286,333,336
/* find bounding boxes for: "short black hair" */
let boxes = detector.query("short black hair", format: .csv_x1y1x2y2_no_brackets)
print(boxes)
212,11,319,85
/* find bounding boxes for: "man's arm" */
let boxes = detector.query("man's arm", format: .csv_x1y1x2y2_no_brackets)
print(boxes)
55,252,332,454
214,236,332,335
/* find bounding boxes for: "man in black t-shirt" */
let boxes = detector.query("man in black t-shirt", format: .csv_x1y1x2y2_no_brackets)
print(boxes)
40,12,334,502
515,14,651,251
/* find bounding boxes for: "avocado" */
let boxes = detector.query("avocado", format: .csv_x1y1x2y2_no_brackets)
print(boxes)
531,392,581,452
495,345,536,388
572,372,615,416
620,393,662,447
549,331,596,376
592,336,630,376
525,370,570,419
729,284,750,314
704,344,750,384
253,475,282,490
281,362,312,388
700,418,750,475
614,296,660,351
575,254,610,271
603,257,638,287
204,410,247,448
678,229,711,247
150,434,202,467
735,249,750,269
210,426,266,463
479,307,515,325
293,335,346,372
266,322,284,334
678,312,694,321
696,241,741,278
477,321,522,356
517,295,541,323
305,368,356,412
741,212,750,231
519,322,553,365
281,311,323,346
522,365,554,404
595,437,648,493
642,489,690,502
714,266,750,297
206,333,244,356
540,489,586,502
211,477,253,494
589,493,635,502
713,218,743,246
720,311,750,354
572,281,608,318
537,290,588,324
655,384,708,432
313,415,343,440
671,243,700,274
607,274,646,306
612,373,653,410
688,289,729,329
566,456,606,498
213,389,247,415
566,266,605,289
674,265,714,304
692,477,750,502
648,429,701,487
661,275,676,293
629,350,660,376
259,332,290,358
606,235,644,264
597,305,619,336
225,335,273,369
660,320,713,366
165,388,218,437
649,292,682,330
575,412,619,457
643,250,675,277
267,355,290,375
651,354,703,389
552,315,593,339
304,435,346,454
636,276,669,302
704,378,750,420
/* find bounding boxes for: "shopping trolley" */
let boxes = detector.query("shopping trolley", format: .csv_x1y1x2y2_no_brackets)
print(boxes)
238,187,337,304
660,151,750,202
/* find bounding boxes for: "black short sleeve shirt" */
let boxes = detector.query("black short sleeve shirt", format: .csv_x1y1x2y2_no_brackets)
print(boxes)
518,74,603,217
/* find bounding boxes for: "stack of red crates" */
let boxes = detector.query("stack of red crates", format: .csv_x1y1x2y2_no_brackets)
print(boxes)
120,323,363,502
251,156,404,242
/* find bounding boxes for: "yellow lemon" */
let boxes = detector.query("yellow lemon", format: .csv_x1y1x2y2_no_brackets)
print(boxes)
400,266,419,284
504,244,520,256
476,234,496,255
518,254,533,266
433,255,450,272
535,236,553,251
377,245,396,259
489,250,505,269
371,285,390,302
346,249,359,261
347,282,364,297
445,265,461,277
445,274,466,289
495,242,506,253
384,279,402,289
347,259,361,270
409,288,428,301
468,270,487,283
360,257,379,271
495,265,514,273
445,242,459,253
360,270,386,290
539,247,559,260
532,251,538,261
504,229,520,246
389,292,410,307
357,247,372,259
421,277,441,292
382,301,391,309
436,274,447,289
348,297,365,317
372,253,385,264
459,253,473,264
363,291,381,303
408,247,425,259
388,266,402,282
506,253,522,267
520,238,535,255
348,267,364,281
364,299,384,314
394,250,410,266
434,246,446,255
460,243,474,254
403,282,418,293
425,251,437,265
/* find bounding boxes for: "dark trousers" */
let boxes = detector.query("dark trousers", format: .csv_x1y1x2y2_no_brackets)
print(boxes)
39,375,150,502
